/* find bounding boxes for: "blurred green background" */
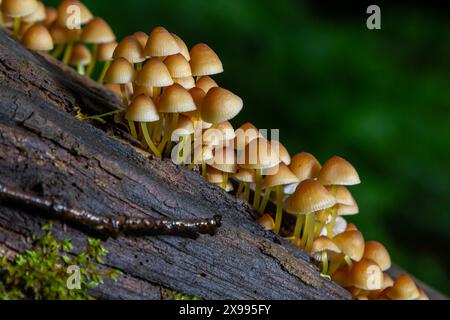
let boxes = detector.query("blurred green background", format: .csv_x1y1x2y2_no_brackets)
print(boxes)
47,0,450,295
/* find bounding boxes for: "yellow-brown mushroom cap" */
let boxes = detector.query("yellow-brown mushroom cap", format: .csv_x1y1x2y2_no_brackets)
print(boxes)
285,179,336,215
190,43,224,76
2,0,38,18
133,31,148,49
196,76,218,93
257,214,275,231
171,33,190,61
174,76,195,90
81,17,115,44
319,156,361,186
158,83,196,113
113,36,145,64
335,203,359,216
386,274,420,300
270,140,291,166
326,185,356,206
171,116,194,141
164,53,192,78
57,0,92,27
182,87,205,118
206,166,226,184
363,241,391,271
232,168,256,183
43,6,57,27
289,152,322,183
49,23,69,45
234,122,262,151
135,57,173,88
201,87,243,124
104,57,136,84
22,24,53,51
69,44,91,66
238,138,281,170
262,163,299,189
207,147,237,174
144,26,180,57
351,259,384,291
311,236,341,258
215,121,236,141
125,94,159,123
346,222,358,232
332,230,365,262
97,41,117,62
23,1,45,23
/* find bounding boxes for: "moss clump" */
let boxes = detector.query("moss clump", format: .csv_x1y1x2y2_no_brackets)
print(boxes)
0,223,122,300
162,288,202,300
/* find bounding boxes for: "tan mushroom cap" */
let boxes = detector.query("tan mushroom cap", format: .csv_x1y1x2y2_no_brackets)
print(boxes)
207,147,237,174
363,241,391,271
238,138,281,170
326,185,355,206
319,156,361,186
171,116,194,141
215,121,236,141
69,44,91,66
207,166,226,184
174,76,195,90
43,6,57,27
182,87,205,118
214,181,234,193
332,230,365,262
2,0,38,18
113,36,145,63
135,57,173,88
104,57,136,84
22,24,53,51
171,33,190,61
49,23,69,45
270,140,291,165
158,83,197,113
57,0,92,27
331,269,352,288
144,26,180,57
201,87,243,124
125,94,159,123
234,122,262,151
232,169,256,183
196,76,218,93
386,274,420,300
346,222,358,232
23,1,45,23
311,236,341,259
81,17,115,44
257,214,275,231
289,152,322,183
132,84,154,98
335,203,359,216
133,31,148,49
262,164,299,189
285,179,336,215
351,259,384,291
190,43,224,76
97,41,117,62
164,53,192,78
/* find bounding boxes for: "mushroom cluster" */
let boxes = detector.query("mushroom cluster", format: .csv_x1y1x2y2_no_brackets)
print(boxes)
0,0,429,300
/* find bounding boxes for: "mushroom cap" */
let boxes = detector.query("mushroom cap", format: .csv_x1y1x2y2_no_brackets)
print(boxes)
22,24,53,51
174,76,195,90
133,31,148,49
144,26,180,57
135,57,173,88
69,44,91,66
232,168,256,183
238,138,281,170
234,122,261,151
23,1,45,23
164,53,192,78
270,140,291,165
214,121,236,141
196,76,218,93
190,43,224,76
206,166,226,184
171,116,194,141
207,147,237,174
262,163,299,189
326,185,355,206
81,17,115,44
363,241,391,271
57,0,92,27
104,57,136,84
43,6,58,27
125,94,159,123
97,41,117,62
386,274,420,300
319,156,361,186
158,83,197,113
214,181,234,193
49,23,69,45
171,33,190,61
2,0,38,18
346,222,358,232
332,230,365,262
311,236,341,256
351,259,384,291
285,179,336,215
113,36,145,63
201,87,243,124
132,84,154,98
257,214,275,231
318,214,348,237
331,269,352,288
335,203,359,216
182,87,205,118
289,152,322,183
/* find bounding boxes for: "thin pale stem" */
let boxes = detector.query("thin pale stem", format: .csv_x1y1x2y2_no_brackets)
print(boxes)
120,84,129,108
13,18,21,39
141,122,161,158
77,64,85,76
97,60,111,84
293,215,305,242
305,212,316,252
128,120,138,139
253,169,263,209
322,251,329,275
86,44,98,77
258,187,272,214
221,172,229,191
52,44,65,59
62,42,73,65
164,113,179,157
274,186,284,234
243,182,251,202
201,161,207,177
236,182,245,198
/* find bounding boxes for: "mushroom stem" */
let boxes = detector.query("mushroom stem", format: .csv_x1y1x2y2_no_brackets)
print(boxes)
322,251,329,275
258,187,272,214
344,255,353,270
13,17,21,39
140,122,161,158
62,42,74,65
97,60,111,84
236,182,245,198
52,44,65,59
293,215,304,243
128,120,138,139
253,169,263,209
120,84,129,108
305,212,316,252
77,64,85,76
152,117,162,142
86,44,98,77
201,161,207,177
328,255,344,275
243,182,251,202
157,114,171,153
136,62,143,71
221,172,229,190
274,186,284,234
164,113,179,157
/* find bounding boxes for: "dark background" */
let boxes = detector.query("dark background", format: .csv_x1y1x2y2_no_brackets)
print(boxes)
46,0,450,295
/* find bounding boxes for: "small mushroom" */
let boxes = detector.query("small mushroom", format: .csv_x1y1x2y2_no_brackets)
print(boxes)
201,87,243,124
362,241,391,272
21,23,53,52
196,76,218,93
351,258,384,291
43,6,57,28
69,44,91,75
144,26,180,58
104,57,136,108
386,274,421,300
171,115,194,164
113,35,145,69
2,0,38,38
232,168,256,202
207,147,237,190
257,214,275,231
311,236,341,275
332,230,365,270
135,57,173,98
171,32,190,61
190,43,224,78
97,41,117,83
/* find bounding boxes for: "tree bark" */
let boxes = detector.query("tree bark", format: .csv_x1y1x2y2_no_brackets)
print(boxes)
0,29,445,300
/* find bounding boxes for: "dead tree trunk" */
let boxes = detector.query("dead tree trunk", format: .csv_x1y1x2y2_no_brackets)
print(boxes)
0,29,445,300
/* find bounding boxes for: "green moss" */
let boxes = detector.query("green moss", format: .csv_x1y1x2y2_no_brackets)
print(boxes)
0,223,122,300
161,288,202,300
